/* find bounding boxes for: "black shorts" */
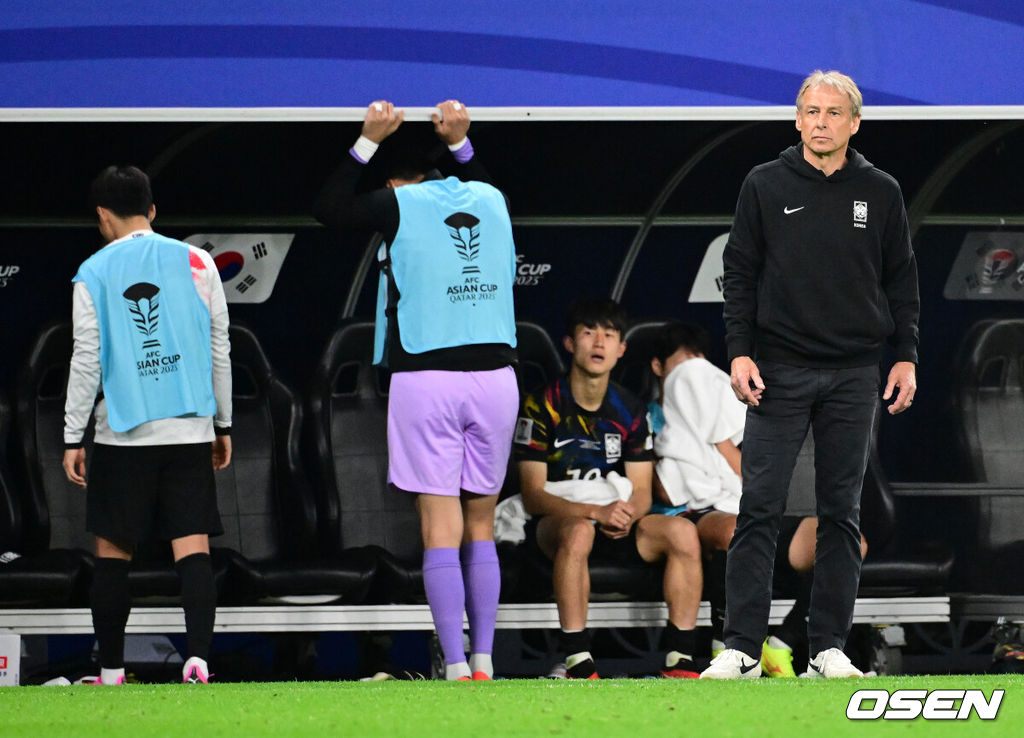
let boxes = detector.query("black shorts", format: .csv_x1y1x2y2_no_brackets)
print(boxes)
86,442,223,546
677,507,716,526
590,524,647,566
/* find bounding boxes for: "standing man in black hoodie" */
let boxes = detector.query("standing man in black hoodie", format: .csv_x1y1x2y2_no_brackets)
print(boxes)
701,70,919,679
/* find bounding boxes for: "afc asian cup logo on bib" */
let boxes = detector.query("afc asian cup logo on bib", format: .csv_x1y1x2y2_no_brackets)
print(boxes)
604,433,622,462
445,212,482,275
123,282,161,351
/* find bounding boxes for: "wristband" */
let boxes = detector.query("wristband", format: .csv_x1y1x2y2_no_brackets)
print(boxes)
449,138,474,164
350,135,379,164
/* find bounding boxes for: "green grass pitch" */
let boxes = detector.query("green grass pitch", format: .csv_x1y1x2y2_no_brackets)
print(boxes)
1,675,1021,737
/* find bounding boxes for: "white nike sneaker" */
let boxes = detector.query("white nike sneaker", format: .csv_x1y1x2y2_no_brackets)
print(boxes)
700,648,762,679
182,656,211,684
804,648,863,678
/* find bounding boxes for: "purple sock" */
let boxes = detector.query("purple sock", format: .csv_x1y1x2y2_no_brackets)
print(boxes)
422,547,466,666
461,540,501,655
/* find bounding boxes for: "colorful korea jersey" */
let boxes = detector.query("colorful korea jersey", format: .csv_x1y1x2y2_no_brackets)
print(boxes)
514,376,654,481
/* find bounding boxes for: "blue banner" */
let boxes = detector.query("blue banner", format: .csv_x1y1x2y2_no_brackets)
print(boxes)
2,1,1023,110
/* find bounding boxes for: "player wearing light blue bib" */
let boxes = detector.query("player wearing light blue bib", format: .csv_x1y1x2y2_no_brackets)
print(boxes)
63,166,232,687
314,100,518,682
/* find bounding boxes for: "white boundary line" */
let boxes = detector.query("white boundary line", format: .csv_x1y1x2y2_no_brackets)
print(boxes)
3,106,1024,123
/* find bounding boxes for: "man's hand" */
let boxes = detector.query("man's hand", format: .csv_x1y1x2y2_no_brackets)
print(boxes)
432,99,470,145
362,100,404,143
63,448,87,488
213,435,232,471
593,500,634,539
730,356,765,406
883,361,917,415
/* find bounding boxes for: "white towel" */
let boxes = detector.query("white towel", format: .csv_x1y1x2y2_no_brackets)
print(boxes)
492,472,634,544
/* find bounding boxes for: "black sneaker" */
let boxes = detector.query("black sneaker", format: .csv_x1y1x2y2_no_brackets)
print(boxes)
661,651,700,679
565,655,599,679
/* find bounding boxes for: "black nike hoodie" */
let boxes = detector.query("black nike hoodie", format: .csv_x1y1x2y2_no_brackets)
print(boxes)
723,144,919,368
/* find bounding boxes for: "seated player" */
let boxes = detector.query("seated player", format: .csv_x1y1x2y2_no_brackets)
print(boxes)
647,321,744,658
515,299,703,679
648,322,868,677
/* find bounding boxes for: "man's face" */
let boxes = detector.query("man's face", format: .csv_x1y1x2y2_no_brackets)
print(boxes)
796,85,861,160
565,323,626,378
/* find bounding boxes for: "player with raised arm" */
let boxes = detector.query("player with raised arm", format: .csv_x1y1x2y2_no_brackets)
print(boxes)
314,100,518,681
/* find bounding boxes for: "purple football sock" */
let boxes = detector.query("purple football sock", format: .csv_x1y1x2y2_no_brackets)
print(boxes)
422,547,466,666
462,540,501,656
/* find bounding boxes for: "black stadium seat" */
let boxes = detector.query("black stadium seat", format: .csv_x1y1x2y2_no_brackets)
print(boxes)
1,394,21,554
612,319,669,400
854,433,953,596
307,320,419,603
1,391,90,607
12,321,375,607
513,321,565,396
212,324,377,604
779,408,953,597
953,319,1024,594
9,323,105,605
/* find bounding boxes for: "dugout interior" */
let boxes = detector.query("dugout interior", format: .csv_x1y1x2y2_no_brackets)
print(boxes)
1,115,1023,674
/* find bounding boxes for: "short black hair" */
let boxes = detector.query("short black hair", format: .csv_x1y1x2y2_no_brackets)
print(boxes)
90,165,153,218
381,144,435,182
564,297,629,338
376,126,439,182
651,321,712,364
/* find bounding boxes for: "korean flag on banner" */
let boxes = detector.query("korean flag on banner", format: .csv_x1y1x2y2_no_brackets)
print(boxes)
185,233,294,304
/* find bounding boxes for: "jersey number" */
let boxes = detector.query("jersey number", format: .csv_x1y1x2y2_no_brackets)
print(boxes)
566,468,602,481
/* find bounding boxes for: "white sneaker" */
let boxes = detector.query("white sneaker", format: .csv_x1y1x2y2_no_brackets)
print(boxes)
804,648,863,678
700,648,762,679
182,656,210,684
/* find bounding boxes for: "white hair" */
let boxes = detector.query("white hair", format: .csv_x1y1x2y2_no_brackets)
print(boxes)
797,70,863,118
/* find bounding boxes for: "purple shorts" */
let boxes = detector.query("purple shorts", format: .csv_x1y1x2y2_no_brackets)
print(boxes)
387,366,518,496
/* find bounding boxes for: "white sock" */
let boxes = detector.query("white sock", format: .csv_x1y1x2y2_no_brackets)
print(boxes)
100,667,125,685
767,636,792,651
445,661,471,680
469,653,493,678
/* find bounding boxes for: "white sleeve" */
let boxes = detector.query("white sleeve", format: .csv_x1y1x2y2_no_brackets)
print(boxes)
195,248,232,430
64,281,101,445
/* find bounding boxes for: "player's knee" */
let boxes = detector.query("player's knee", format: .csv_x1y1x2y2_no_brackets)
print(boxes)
558,517,596,556
640,515,699,559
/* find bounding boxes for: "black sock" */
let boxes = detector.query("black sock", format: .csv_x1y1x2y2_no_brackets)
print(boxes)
662,621,697,658
90,557,132,669
558,628,591,657
775,570,812,648
706,551,728,641
176,553,217,661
